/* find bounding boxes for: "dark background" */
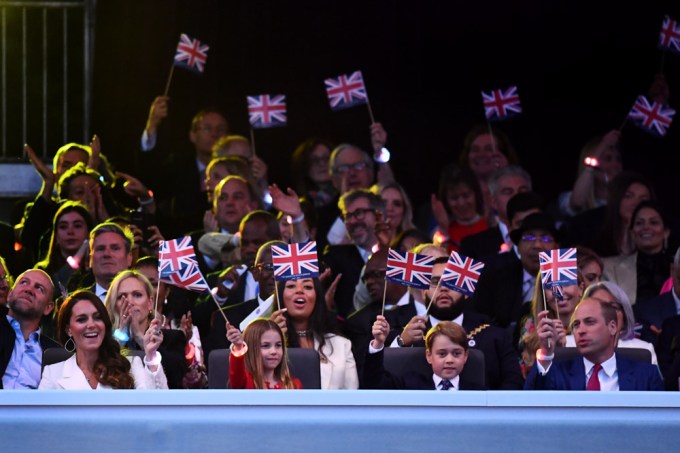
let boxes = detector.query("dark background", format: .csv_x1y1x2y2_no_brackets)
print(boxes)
89,0,679,218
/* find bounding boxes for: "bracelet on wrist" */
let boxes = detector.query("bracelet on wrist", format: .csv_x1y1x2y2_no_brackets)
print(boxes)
536,349,554,361
144,351,163,367
287,213,305,225
230,342,248,357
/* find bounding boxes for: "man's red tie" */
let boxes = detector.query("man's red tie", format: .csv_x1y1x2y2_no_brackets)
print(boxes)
586,363,602,391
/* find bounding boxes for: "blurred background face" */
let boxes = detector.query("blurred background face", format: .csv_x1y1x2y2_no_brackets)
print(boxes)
331,148,373,193
190,112,228,157
308,144,331,185
446,183,477,222
545,283,582,319
619,182,650,224
517,228,556,274
467,133,508,179
0,265,9,306
579,260,603,288
57,149,89,178
56,211,89,256
595,147,622,183
631,207,667,254
381,187,405,231
206,164,230,202
137,264,169,306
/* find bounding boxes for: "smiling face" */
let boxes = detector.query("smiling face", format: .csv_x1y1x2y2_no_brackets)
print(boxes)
425,334,468,381
619,182,651,225
331,147,373,193
259,328,284,375
282,278,316,324
546,283,582,319
467,133,509,179
7,270,54,321
446,182,478,223
342,196,378,249
631,206,668,254
67,298,106,353
56,211,89,257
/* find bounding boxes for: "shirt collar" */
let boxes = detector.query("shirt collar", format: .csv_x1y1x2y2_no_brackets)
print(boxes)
95,283,108,300
6,314,41,342
583,352,617,378
433,374,460,390
672,288,680,314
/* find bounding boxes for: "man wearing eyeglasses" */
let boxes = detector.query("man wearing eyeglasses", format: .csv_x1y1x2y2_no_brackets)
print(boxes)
471,212,561,329
205,240,285,356
140,97,230,237
323,190,385,319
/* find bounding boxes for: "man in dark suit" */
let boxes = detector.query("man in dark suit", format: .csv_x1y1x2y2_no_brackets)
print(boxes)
204,240,285,358
460,165,532,261
525,297,663,391
1,269,58,389
471,212,559,329
388,257,524,390
140,97,230,237
634,248,680,346
323,189,384,319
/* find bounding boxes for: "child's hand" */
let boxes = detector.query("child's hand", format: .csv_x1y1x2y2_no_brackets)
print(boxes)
226,322,243,349
371,315,390,350
270,308,288,337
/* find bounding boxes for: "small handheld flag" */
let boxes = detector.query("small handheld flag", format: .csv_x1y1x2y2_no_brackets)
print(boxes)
660,15,680,55
325,71,368,111
481,86,522,121
271,241,320,282
159,237,209,292
440,251,485,297
247,94,287,129
627,95,675,137
174,33,209,73
385,249,435,289
539,248,577,289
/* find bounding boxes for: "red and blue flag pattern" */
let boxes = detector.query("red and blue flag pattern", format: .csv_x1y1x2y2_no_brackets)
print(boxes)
159,237,209,292
325,71,368,111
174,33,209,73
627,95,675,137
660,15,680,54
386,249,435,289
272,241,319,281
440,251,485,297
481,86,522,121
539,248,577,288
247,94,287,128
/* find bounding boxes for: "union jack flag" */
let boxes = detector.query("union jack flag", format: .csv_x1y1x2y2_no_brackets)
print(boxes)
158,237,209,293
160,260,210,292
159,237,198,273
440,251,485,297
660,15,680,54
539,248,577,288
247,94,287,129
325,71,368,111
385,249,434,289
627,95,675,137
173,33,209,73
271,241,319,282
481,86,522,121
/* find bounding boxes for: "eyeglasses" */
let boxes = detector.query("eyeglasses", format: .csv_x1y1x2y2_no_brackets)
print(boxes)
333,162,369,174
520,234,555,243
342,207,375,222
362,270,386,283
253,263,275,273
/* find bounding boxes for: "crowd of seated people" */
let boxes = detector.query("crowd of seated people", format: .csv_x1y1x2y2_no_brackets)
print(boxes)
2,87,678,393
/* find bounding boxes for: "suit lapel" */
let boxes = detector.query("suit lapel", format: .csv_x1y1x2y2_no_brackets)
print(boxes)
567,359,586,390
615,354,634,391
57,355,91,389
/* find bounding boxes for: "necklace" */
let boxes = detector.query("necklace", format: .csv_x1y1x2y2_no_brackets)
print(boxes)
296,329,312,337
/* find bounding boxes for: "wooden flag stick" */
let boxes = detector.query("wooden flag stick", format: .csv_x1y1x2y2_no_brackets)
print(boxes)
366,99,376,125
249,128,257,157
275,280,281,312
424,279,443,316
380,279,389,316
209,291,229,323
163,63,175,97
541,281,552,349
153,279,162,322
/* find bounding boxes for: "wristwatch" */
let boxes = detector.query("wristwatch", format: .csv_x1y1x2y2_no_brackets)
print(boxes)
396,335,405,347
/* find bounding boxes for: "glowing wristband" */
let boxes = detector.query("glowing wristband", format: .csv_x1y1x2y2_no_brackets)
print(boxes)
144,351,163,367
536,350,554,361
113,328,130,342
374,147,391,164
230,342,248,357
287,213,305,225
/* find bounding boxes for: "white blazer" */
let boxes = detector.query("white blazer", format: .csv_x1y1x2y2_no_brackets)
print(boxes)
602,252,638,305
316,334,359,390
39,354,168,390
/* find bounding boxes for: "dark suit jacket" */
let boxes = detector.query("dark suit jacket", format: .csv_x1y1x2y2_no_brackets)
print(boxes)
634,291,677,346
656,315,680,382
322,244,365,318
363,348,485,390
1,314,60,389
385,303,523,390
314,198,341,253
524,353,664,391
470,258,525,328
193,271,249,342
460,226,503,261
204,298,259,359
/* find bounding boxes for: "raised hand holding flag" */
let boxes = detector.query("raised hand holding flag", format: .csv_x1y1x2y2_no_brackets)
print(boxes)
325,70,376,123
164,33,209,96
538,248,577,289
626,95,675,137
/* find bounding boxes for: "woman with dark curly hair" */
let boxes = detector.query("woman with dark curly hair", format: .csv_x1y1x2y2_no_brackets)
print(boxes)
39,290,167,389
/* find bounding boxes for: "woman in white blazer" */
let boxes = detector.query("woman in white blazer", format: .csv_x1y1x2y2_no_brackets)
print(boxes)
271,277,358,389
40,290,167,390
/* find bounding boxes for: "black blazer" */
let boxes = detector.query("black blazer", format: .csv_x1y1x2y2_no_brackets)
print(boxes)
460,226,504,261
634,291,677,346
204,298,259,359
1,314,60,389
470,258,525,328
322,244,365,318
363,348,485,390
